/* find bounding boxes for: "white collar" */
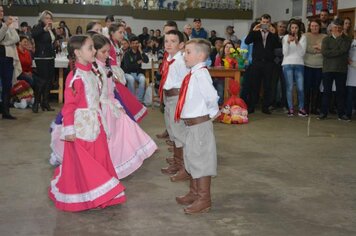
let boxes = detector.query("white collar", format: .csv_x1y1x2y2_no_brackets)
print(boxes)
167,51,183,61
191,62,206,73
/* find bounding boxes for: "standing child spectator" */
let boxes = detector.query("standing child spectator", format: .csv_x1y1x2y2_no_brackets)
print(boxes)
48,35,126,212
102,15,114,38
122,36,149,103
175,38,219,214
159,30,190,182
282,20,307,117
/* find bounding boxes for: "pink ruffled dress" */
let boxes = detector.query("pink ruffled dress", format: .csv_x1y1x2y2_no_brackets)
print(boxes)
48,62,126,212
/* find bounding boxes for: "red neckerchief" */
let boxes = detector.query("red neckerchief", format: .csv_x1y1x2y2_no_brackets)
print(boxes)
174,66,207,122
159,51,168,74
158,58,175,102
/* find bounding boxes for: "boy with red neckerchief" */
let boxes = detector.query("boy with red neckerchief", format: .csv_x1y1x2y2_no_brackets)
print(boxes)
175,38,219,214
159,30,191,182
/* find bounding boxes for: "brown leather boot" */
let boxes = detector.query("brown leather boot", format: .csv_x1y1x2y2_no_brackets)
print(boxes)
184,176,212,214
171,168,190,182
176,178,198,205
161,146,180,175
166,157,174,165
170,148,190,182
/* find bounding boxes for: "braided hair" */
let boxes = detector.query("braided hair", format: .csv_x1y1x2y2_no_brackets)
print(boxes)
67,35,90,75
92,34,115,80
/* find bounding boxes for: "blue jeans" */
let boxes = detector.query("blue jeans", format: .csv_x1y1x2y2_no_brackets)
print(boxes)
321,72,346,117
125,72,146,102
212,78,224,105
283,64,305,110
346,86,356,118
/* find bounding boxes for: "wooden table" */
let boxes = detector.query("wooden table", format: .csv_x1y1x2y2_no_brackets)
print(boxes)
33,56,68,104
208,67,243,103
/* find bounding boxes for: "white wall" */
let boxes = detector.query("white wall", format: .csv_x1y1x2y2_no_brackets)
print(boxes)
338,0,356,10
254,0,293,22
17,14,251,40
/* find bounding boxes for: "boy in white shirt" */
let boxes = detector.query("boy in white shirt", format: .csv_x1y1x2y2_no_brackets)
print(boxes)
175,38,219,214
159,30,191,182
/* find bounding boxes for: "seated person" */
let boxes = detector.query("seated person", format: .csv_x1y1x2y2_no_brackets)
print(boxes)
143,36,160,55
122,36,149,102
16,35,38,88
213,41,237,105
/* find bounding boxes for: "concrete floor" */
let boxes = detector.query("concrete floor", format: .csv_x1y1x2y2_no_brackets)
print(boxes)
0,105,356,236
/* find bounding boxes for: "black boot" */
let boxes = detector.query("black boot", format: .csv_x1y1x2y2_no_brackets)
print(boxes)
32,79,42,113
41,81,55,111
2,95,16,120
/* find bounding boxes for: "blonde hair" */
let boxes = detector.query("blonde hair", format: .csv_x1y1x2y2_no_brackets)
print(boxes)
39,10,53,23
186,38,211,59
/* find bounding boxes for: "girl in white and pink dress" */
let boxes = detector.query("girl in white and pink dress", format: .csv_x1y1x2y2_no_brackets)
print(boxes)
92,34,157,179
48,35,126,212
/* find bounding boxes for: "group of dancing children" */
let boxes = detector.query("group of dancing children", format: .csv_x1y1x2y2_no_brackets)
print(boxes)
48,24,220,215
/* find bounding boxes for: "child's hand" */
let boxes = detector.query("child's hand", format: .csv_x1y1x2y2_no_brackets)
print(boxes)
65,134,76,142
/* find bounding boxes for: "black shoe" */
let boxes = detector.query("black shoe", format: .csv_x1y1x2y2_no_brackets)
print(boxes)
32,103,39,113
338,115,351,122
262,108,271,115
41,103,55,111
2,114,17,120
317,114,327,120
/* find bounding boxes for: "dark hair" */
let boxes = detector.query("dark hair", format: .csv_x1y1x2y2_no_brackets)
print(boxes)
86,30,99,38
20,22,28,28
105,15,115,22
92,33,111,51
86,21,100,32
129,36,139,42
109,23,125,36
164,20,178,30
68,35,90,72
288,20,302,40
220,40,235,64
19,35,29,42
165,30,185,43
76,26,83,34
60,21,66,25
321,8,329,14
211,30,216,34
261,14,271,20
307,19,321,33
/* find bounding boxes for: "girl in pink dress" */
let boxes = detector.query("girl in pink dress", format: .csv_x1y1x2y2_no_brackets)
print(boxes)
108,23,147,122
48,35,126,212
92,34,157,179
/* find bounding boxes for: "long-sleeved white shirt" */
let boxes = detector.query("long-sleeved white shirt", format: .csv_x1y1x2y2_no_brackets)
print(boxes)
163,51,190,90
282,34,307,66
180,62,219,119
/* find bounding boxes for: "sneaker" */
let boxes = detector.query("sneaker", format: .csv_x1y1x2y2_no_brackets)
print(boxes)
338,115,351,122
317,114,327,120
287,109,294,117
298,109,308,117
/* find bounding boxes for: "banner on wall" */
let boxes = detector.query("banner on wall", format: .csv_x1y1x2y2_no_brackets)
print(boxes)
306,0,337,17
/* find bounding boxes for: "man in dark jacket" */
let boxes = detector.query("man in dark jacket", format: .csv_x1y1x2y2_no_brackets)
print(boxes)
245,13,279,114
318,19,352,121
122,36,149,102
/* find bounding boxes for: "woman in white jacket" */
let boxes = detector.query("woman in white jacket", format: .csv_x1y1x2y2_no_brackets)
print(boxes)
0,6,20,120
282,20,307,117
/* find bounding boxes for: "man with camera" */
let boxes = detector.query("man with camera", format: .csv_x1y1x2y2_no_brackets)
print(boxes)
245,14,280,114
